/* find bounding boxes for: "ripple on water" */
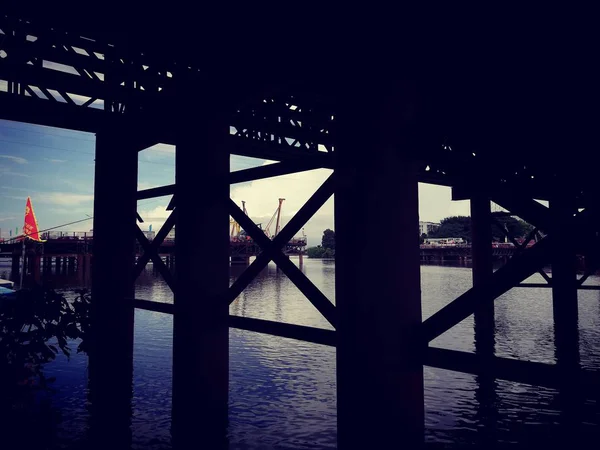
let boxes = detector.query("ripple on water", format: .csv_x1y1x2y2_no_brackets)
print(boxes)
13,261,600,448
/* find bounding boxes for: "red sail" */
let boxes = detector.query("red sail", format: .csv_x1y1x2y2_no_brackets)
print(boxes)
23,196,44,241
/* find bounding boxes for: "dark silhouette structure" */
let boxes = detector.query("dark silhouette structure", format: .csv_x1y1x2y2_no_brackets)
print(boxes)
0,8,598,448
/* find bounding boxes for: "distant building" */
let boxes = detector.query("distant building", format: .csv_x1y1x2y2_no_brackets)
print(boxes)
419,221,440,236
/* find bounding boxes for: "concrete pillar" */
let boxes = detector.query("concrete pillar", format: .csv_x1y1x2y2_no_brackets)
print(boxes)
89,128,137,446
298,253,304,266
335,82,423,448
172,89,229,447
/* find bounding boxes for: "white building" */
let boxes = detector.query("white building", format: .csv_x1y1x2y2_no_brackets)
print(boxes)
419,221,440,236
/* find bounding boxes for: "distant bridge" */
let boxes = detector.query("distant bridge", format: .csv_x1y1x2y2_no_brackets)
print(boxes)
420,243,526,262
0,232,307,262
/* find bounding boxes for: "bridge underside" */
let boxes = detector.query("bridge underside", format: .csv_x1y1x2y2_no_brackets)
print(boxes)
1,9,599,448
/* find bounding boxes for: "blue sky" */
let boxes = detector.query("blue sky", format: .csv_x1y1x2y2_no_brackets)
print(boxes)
0,119,471,245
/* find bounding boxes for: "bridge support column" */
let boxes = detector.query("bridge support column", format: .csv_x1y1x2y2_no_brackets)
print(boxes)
68,256,75,274
77,254,84,280
471,195,497,444
172,93,229,448
335,84,423,448
471,195,495,353
31,255,41,283
550,195,580,438
90,128,137,446
11,253,20,282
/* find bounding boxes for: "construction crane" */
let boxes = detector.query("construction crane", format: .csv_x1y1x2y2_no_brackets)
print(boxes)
230,200,248,237
264,198,285,238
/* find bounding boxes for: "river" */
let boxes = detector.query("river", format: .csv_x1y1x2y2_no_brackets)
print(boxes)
1,259,600,448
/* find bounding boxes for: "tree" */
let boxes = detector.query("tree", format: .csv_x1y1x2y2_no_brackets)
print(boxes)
322,229,335,250
307,246,326,258
427,216,472,242
427,214,534,243
490,213,534,242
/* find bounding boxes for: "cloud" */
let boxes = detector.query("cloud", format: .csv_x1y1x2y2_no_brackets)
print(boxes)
44,158,67,163
0,216,16,222
0,164,30,178
35,192,93,206
230,164,334,246
0,154,27,164
418,183,470,222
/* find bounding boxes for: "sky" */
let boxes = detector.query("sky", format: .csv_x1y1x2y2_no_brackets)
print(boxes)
0,119,474,246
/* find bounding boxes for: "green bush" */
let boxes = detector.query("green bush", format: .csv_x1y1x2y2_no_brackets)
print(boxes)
0,287,90,406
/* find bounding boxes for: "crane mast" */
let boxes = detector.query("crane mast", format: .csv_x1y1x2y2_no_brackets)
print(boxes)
275,198,285,237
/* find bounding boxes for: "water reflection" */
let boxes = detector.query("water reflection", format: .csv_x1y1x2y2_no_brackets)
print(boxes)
2,259,600,448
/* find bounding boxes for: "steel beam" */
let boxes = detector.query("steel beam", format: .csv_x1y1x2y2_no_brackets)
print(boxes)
229,158,332,184
227,176,336,326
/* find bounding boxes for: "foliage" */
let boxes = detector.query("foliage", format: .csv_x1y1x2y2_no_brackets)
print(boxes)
321,229,335,250
427,214,534,243
427,216,472,242
0,288,91,408
307,245,335,258
490,213,535,242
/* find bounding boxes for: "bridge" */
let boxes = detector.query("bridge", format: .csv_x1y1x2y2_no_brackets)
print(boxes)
0,8,598,448
420,243,520,263
0,231,308,281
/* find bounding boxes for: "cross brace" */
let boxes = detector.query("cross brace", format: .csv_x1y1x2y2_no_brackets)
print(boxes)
228,174,337,327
